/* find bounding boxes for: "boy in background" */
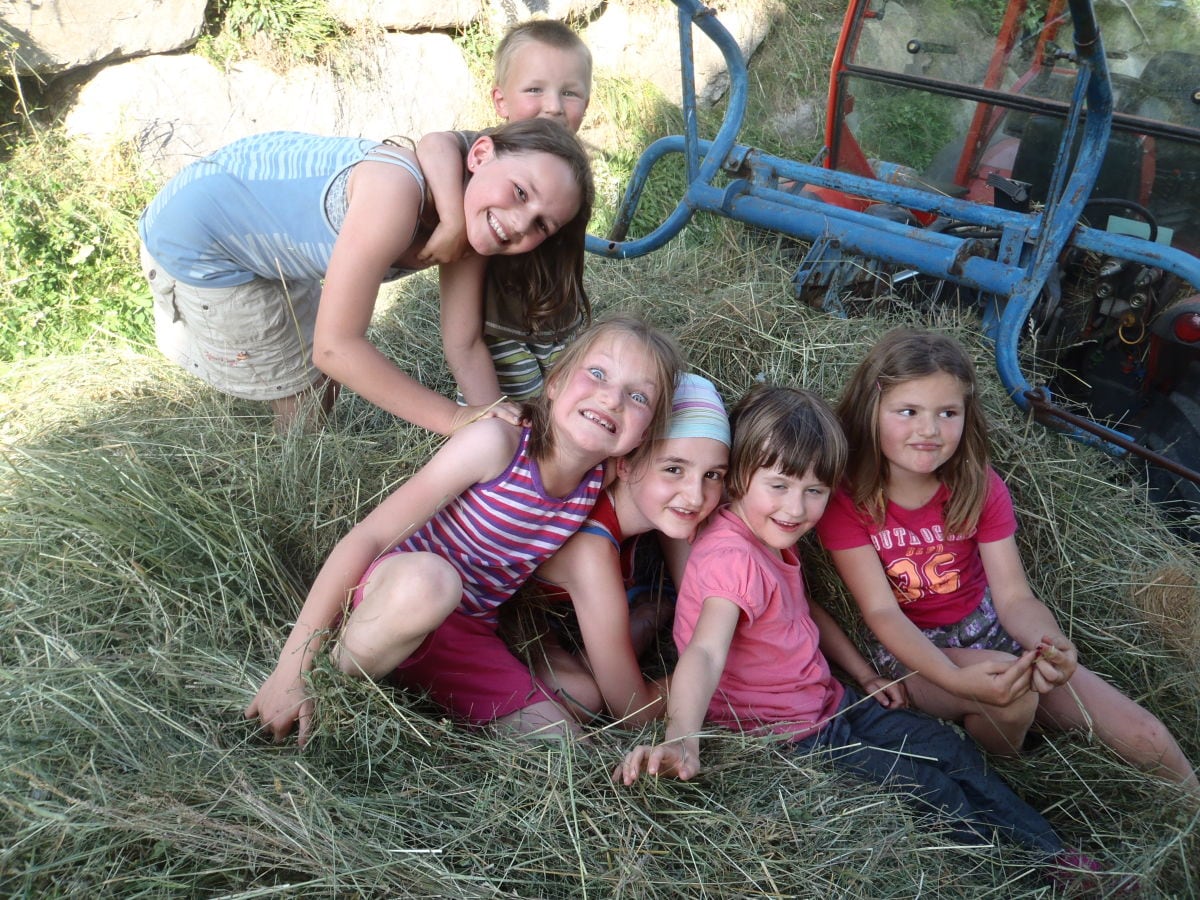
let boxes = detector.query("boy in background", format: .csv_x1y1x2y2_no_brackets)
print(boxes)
417,20,594,401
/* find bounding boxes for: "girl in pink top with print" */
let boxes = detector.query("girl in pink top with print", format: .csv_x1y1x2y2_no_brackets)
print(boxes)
818,328,1197,793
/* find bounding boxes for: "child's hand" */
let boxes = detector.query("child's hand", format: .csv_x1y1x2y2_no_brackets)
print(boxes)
450,399,525,433
860,674,908,709
1031,635,1077,693
614,741,699,785
244,667,313,746
418,219,469,265
958,649,1038,706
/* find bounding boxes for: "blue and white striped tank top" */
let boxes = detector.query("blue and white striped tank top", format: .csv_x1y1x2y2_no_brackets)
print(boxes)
138,131,424,287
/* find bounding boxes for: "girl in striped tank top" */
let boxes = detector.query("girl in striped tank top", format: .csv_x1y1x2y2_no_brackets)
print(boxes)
246,316,682,745
521,374,731,728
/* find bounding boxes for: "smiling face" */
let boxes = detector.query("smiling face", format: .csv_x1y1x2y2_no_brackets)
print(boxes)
546,333,661,462
617,437,729,540
463,137,582,257
877,371,967,483
492,42,591,133
730,465,831,553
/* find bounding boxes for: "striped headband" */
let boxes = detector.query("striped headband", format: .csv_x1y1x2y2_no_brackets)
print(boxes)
667,373,731,446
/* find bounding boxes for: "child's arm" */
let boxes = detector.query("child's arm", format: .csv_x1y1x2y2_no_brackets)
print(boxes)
539,534,665,726
808,600,906,709
415,131,469,265
438,256,520,419
829,544,1038,706
615,595,740,784
244,418,517,745
979,536,1078,692
658,533,693,588
314,159,519,434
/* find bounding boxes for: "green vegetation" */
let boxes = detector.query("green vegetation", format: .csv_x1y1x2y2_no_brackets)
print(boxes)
198,0,347,69
0,134,156,361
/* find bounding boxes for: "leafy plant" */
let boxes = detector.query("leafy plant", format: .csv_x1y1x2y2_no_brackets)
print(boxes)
0,133,156,361
201,0,346,68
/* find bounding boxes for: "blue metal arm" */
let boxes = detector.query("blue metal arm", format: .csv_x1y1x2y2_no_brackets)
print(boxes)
586,0,1200,465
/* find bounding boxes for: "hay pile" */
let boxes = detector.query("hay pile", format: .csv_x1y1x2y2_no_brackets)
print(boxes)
2,245,1198,897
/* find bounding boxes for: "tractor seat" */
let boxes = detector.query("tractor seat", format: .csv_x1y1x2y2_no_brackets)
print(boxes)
1134,51,1200,223
1010,114,1141,206
1134,51,1200,129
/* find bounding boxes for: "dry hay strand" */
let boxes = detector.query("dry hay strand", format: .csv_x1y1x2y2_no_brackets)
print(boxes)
1135,564,1200,666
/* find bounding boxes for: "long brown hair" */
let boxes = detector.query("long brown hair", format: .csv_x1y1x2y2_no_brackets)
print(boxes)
836,329,991,535
522,315,682,463
479,118,594,336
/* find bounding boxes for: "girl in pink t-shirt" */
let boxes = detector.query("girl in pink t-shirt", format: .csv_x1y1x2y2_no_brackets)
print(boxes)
616,385,1111,880
818,328,1196,792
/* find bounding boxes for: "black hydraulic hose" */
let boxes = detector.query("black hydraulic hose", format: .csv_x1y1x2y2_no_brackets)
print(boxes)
1025,389,1200,485
1082,197,1159,244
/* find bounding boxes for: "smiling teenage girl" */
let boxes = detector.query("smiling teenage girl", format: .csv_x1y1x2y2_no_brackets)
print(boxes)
138,118,591,431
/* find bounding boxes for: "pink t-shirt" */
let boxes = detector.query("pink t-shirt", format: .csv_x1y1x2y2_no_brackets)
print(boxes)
816,468,1016,628
675,507,844,741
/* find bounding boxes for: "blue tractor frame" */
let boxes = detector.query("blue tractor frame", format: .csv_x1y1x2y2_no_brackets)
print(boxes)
585,0,1200,488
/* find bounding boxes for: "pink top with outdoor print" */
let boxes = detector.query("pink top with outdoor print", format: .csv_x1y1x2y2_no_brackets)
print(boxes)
817,468,1017,629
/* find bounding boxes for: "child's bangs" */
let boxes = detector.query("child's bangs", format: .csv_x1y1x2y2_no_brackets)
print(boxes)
758,427,843,487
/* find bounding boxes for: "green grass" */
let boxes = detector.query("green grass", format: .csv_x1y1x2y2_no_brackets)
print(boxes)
0,133,157,362
196,0,348,70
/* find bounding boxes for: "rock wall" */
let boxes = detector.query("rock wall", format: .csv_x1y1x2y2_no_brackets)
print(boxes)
2,0,782,178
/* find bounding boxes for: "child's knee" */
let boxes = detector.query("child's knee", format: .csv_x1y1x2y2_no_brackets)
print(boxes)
363,553,462,623
1120,707,1180,759
494,699,581,738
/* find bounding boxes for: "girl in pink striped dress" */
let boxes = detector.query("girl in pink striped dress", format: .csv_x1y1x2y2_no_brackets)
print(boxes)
246,316,681,745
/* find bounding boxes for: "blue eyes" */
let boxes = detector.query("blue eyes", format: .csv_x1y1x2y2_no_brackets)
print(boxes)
587,367,650,405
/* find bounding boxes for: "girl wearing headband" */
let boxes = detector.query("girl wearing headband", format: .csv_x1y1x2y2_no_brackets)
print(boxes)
522,374,731,725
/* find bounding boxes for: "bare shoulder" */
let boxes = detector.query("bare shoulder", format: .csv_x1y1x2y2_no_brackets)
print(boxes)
439,417,523,482
347,150,423,219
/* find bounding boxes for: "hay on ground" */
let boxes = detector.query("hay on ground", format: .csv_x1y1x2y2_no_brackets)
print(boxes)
2,248,1198,897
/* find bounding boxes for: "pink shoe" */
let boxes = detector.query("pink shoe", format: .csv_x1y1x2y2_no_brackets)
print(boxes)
1048,850,1142,896
1048,850,1103,894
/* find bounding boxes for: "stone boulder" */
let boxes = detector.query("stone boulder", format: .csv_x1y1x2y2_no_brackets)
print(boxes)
586,2,776,108
482,0,604,31
63,33,473,178
1,0,206,75
326,0,483,31
324,0,605,33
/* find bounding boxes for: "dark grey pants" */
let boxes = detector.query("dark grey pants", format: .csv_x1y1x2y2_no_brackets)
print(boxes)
792,688,1062,856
